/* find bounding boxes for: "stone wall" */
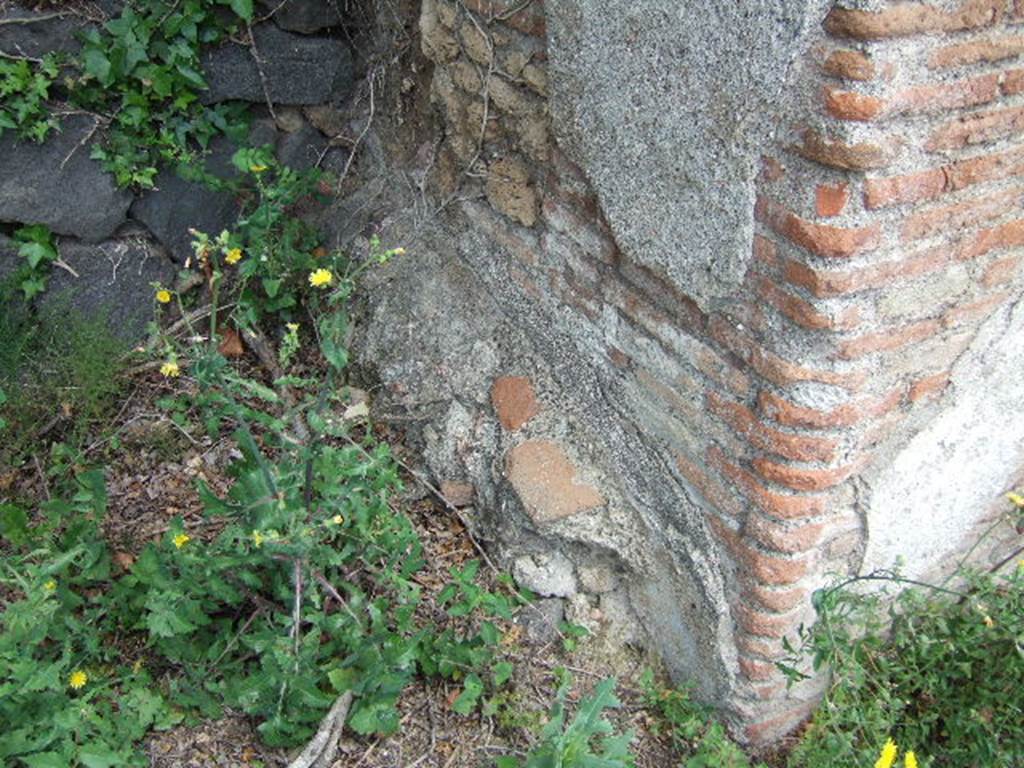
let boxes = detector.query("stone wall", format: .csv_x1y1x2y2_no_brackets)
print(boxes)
0,0,357,338
409,0,1024,744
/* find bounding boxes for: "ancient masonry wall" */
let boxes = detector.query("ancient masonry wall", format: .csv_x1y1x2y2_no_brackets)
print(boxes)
417,0,1024,742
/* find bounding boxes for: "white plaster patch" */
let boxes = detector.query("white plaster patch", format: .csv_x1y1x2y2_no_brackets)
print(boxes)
861,297,1024,580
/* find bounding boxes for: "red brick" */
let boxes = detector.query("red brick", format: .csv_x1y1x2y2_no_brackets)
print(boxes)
816,183,849,217
824,1,1004,41
868,147,1024,209
793,129,892,171
909,371,951,403
823,49,876,81
759,388,903,429
890,73,999,116
962,218,1024,259
756,196,881,258
782,246,951,298
865,167,948,209
901,187,1022,243
1002,68,1024,96
708,315,867,390
753,234,779,266
741,582,810,614
929,105,1024,150
943,290,1012,327
736,633,788,661
708,392,839,464
756,275,860,331
708,515,814,586
838,319,942,359
752,455,865,493
675,451,744,519
744,703,816,745
734,602,807,638
824,86,886,121
693,344,751,398
929,35,1024,68
710,447,838,522
745,513,838,554
982,254,1022,287
739,655,781,682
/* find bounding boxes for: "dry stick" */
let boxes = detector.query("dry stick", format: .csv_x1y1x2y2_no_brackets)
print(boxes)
59,114,102,170
0,12,67,25
285,690,354,768
246,21,279,123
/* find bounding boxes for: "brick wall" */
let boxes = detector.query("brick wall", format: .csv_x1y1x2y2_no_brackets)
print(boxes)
417,0,1024,743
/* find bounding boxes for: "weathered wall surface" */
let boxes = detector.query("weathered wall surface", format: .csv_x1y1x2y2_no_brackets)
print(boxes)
396,0,1024,744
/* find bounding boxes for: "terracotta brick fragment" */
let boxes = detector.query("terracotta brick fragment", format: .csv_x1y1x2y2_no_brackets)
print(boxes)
962,218,1024,259
823,49,876,81
736,633,788,661
756,196,881,258
742,582,810,613
909,371,951,403
943,290,1012,327
734,603,807,638
745,514,835,555
739,655,781,682
838,320,942,359
825,1,1004,41
758,389,902,429
890,73,999,116
901,188,1022,243
710,448,838,521
929,35,1024,68
793,129,891,171
707,392,839,463
491,375,540,430
761,156,786,182
744,703,817,745
756,275,860,331
782,246,951,298
815,183,849,217
505,440,605,523
752,456,865,493
824,87,885,121
929,106,1024,150
982,254,1022,287
1002,68,1024,96
675,451,745,519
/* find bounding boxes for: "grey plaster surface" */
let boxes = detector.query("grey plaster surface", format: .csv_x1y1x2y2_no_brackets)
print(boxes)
545,0,830,305
860,296,1024,580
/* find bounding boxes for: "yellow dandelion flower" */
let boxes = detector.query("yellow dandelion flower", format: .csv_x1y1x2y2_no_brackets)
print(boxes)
904,751,918,768
1007,492,1024,507
309,268,333,288
69,670,88,690
172,533,190,549
984,614,995,628
155,289,172,304
392,247,406,255
875,738,899,768
250,164,269,173
225,248,243,265
252,530,265,548
331,515,344,525
286,322,300,332
44,579,57,592
160,361,180,378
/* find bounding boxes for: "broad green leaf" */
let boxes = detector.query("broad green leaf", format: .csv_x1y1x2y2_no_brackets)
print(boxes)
228,0,254,21
451,673,483,716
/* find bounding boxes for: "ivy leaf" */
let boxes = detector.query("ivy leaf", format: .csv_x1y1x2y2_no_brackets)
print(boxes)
83,48,112,84
451,673,483,715
227,0,254,21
